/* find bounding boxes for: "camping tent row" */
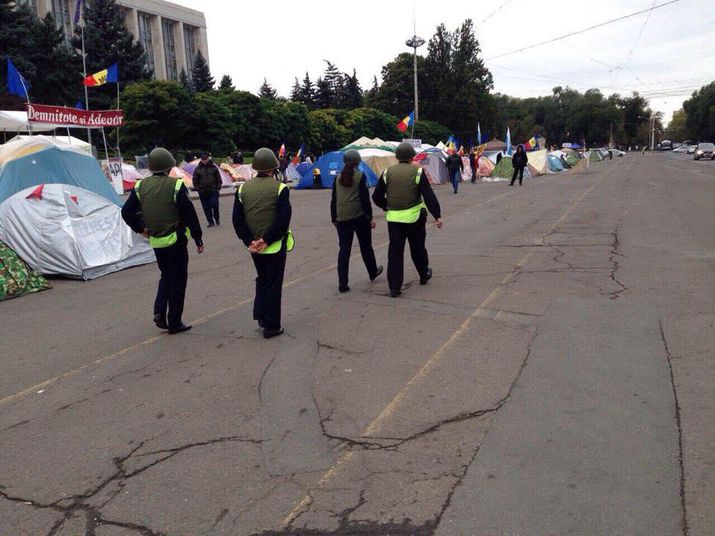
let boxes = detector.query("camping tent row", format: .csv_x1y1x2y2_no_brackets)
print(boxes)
0,136,154,280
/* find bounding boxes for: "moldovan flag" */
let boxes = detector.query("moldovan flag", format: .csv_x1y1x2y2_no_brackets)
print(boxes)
292,144,304,165
396,111,414,133
278,143,286,158
83,63,118,87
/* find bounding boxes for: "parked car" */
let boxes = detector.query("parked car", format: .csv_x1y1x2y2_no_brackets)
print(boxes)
687,145,698,154
673,145,690,153
660,140,673,151
693,142,715,160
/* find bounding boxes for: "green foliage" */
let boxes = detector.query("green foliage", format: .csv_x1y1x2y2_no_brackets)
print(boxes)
189,92,234,154
119,80,193,155
218,74,235,92
683,82,715,141
369,53,423,116
72,0,151,110
344,108,400,141
259,78,278,100
179,69,193,93
218,90,261,149
191,50,214,92
307,109,350,153
413,119,451,146
255,100,310,150
668,109,689,141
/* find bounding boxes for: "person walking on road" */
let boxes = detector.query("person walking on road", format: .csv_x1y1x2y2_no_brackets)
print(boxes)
330,150,383,293
121,147,204,335
373,142,443,298
232,148,293,339
510,144,528,186
192,153,222,226
446,150,464,193
470,148,478,184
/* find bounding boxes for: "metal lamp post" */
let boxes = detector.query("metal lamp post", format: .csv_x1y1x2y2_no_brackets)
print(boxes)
405,34,425,139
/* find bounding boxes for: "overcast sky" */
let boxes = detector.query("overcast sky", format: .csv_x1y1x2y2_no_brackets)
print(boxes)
173,0,715,123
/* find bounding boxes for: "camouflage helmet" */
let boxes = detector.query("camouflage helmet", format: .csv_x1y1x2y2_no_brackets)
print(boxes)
148,147,176,173
343,149,362,165
395,142,416,162
252,147,280,172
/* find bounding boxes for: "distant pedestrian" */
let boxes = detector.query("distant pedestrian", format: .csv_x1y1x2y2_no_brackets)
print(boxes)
469,148,478,184
331,150,383,293
279,154,289,183
446,151,464,193
121,148,204,335
232,150,244,165
373,142,442,298
233,148,293,339
192,153,222,227
510,145,528,186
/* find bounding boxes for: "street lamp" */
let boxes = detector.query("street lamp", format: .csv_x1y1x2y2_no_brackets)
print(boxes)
405,34,425,139
637,114,655,151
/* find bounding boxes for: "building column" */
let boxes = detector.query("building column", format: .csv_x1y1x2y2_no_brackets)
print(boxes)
150,15,166,80
125,7,139,39
197,27,210,68
175,21,187,76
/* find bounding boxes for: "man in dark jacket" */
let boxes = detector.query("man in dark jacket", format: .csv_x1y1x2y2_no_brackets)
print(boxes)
192,153,222,226
122,147,204,334
510,145,528,186
446,151,464,194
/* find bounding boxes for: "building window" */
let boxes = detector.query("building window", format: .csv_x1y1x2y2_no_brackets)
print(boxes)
51,0,72,45
138,12,155,76
184,25,197,73
162,19,178,80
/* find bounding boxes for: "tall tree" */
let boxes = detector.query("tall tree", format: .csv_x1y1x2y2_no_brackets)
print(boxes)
683,82,715,141
71,0,151,110
299,72,315,108
341,69,363,109
179,69,193,93
668,109,689,141
290,77,301,102
323,60,342,102
314,77,332,109
191,50,214,92
369,53,425,116
259,78,278,100
218,74,235,92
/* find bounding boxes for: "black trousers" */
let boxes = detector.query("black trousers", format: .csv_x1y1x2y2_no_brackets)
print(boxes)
199,191,220,224
336,216,379,287
251,246,287,330
387,210,429,293
510,167,525,185
153,237,189,329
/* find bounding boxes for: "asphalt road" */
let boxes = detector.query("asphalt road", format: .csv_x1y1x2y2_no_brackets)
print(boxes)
1,152,713,536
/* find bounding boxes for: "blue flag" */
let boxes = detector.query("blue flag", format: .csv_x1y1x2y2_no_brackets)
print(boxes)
73,0,83,25
74,101,85,110
6,57,30,100
505,127,512,156
477,122,482,145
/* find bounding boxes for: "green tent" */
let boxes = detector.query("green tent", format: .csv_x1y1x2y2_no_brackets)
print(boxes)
563,152,580,167
490,156,536,180
588,151,602,162
0,241,50,301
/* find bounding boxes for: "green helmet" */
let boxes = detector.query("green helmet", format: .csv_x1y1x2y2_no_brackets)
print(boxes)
148,147,176,173
343,149,361,165
252,147,279,172
395,142,416,162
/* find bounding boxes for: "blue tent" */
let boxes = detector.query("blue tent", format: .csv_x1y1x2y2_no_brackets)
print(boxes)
295,162,312,177
295,151,378,190
547,154,565,172
0,137,120,206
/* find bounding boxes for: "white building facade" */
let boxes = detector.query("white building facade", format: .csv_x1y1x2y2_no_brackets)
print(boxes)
30,0,209,81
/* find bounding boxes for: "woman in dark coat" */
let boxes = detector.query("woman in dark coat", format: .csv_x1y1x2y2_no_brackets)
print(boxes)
510,145,528,186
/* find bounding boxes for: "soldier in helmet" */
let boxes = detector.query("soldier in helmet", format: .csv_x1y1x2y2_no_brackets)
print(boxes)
372,142,443,298
121,147,204,334
330,150,383,293
232,148,293,339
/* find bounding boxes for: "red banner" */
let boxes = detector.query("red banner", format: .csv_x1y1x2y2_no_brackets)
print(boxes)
26,104,124,128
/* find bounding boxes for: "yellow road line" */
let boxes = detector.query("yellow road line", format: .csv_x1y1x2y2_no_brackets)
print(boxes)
280,172,606,527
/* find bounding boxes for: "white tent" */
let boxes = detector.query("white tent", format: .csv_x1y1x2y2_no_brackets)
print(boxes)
0,111,60,133
8,134,91,154
0,183,155,279
357,148,398,177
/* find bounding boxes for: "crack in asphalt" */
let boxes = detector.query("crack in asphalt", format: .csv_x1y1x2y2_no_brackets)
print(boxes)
608,229,628,300
658,319,690,536
0,434,264,536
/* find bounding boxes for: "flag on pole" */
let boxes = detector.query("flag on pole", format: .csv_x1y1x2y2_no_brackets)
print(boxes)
83,63,119,86
396,111,414,133
477,122,482,145
73,0,83,24
505,127,512,156
291,144,304,165
6,57,30,100
278,143,286,158
524,135,537,151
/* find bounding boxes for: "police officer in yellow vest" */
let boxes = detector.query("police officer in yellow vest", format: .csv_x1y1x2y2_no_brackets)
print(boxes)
372,142,443,297
232,148,293,339
121,147,204,334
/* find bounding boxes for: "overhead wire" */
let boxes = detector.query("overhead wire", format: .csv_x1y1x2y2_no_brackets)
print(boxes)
485,0,682,61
